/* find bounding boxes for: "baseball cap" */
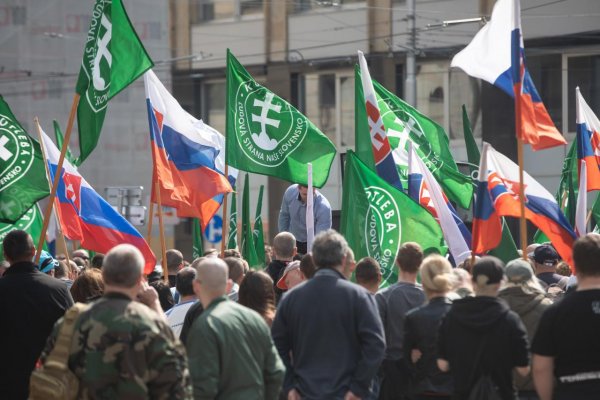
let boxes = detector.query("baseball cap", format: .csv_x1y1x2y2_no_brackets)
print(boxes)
472,256,504,285
533,244,560,266
38,251,59,273
505,259,534,283
277,261,301,290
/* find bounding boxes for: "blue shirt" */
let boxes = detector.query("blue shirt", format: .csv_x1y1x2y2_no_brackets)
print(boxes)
278,184,332,241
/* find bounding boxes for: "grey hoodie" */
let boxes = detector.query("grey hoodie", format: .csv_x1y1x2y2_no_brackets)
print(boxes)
499,286,553,391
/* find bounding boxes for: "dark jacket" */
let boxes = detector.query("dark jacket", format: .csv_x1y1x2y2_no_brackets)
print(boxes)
403,296,453,395
498,286,552,391
265,259,289,303
438,296,529,400
0,261,74,399
272,268,386,400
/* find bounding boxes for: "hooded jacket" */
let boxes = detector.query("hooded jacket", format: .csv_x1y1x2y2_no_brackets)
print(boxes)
437,296,530,400
499,286,552,391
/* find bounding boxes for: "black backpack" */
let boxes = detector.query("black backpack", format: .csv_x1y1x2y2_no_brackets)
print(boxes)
466,333,502,400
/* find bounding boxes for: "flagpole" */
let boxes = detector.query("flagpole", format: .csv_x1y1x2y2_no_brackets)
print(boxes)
146,184,155,243
515,107,528,260
155,185,168,283
35,94,80,264
35,116,72,267
220,164,230,258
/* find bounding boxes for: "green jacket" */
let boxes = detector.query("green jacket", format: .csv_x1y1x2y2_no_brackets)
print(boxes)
42,292,193,399
186,296,285,400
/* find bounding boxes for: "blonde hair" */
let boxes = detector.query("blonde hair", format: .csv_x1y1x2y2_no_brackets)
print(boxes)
420,255,454,293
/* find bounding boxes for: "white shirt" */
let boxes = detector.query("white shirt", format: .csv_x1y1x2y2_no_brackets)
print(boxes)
165,299,196,338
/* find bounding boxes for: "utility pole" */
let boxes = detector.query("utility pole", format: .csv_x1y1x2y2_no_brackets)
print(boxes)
405,0,417,106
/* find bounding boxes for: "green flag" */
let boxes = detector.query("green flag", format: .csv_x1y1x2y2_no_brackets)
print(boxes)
241,174,259,267
0,97,50,223
341,151,447,287
355,67,473,209
53,120,79,166
227,192,238,249
192,218,203,259
0,205,47,261
461,105,519,263
226,50,336,188
253,185,266,267
462,105,480,175
76,0,153,163
534,141,578,243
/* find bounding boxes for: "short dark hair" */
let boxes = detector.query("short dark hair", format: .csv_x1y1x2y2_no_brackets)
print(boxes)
573,234,600,277
91,253,104,269
300,253,317,279
223,249,241,259
355,257,381,285
72,257,86,267
396,242,423,273
54,260,69,279
176,267,197,297
238,270,275,319
224,257,245,283
165,249,183,274
3,230,35,262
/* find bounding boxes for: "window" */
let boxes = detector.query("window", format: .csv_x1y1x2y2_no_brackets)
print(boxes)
527,54,562,131
416,61,446,131
567,54,600,132
201,81,226,133
449,69,482,140
292,0,364,14
303,71,354,148
191,0,263,23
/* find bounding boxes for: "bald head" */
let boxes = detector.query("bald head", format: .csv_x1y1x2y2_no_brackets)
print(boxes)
273,232,296,260
194,258,229,296
102,244,144,288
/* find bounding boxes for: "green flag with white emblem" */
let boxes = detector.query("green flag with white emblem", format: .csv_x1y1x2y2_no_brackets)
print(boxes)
0,205,47,260
0,97,49,223
76,0,153,163
253,185,265,267
226,50,336,188
341,151,447,287
355,67,473,209
227,192,238,249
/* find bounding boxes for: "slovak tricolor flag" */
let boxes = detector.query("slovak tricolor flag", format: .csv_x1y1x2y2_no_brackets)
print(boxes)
473,143,576,264
358,51,403,190
407,145,471,265
40,128,156,274
576,87,600,191
144,70,236,230
451,0,566,151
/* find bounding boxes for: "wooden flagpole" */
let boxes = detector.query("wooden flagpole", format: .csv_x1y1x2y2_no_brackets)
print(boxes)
146,185,155,243
34,117,71,267
515,87,528,260
155,185,168,283
35,94,80,264
220,164,230,258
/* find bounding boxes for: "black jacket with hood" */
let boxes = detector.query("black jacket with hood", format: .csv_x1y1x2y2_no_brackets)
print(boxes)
437,296,530,400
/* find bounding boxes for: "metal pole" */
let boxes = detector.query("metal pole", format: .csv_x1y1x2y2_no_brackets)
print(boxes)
405,0,417,106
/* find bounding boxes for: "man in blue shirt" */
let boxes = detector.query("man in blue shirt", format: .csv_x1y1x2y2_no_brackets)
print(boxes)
278,183,332,254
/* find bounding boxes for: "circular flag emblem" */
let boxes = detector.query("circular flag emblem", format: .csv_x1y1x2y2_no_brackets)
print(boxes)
0,113,36,193
80,0,112,112
233,80,308,167
364,185,402,284
0,205,38,242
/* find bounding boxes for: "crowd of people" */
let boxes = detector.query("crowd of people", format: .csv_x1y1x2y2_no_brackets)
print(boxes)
0,226,599,400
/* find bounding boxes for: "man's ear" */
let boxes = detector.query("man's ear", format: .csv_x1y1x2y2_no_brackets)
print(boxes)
193,280,201,296
226,279,233,294
292,247,297,257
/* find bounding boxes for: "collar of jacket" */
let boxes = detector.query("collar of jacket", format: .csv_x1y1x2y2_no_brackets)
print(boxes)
3,261,38,275
206,295,229,311
314,267,346,280
103,292,134,301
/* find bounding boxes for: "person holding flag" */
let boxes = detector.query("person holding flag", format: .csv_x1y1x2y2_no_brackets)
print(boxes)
278,183,332,255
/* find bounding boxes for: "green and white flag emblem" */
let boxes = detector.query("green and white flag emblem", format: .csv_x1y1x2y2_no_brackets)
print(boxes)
226,50,336,188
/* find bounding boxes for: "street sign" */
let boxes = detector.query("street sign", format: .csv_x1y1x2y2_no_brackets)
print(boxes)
205,215,223,244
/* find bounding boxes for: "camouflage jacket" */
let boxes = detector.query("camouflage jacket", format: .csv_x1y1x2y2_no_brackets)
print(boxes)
41,292,192,399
